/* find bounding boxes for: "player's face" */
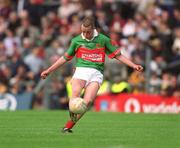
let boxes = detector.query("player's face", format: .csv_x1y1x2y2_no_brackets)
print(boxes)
81,25,94,40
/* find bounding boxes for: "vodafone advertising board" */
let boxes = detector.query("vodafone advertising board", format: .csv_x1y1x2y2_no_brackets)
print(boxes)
94,93,180,113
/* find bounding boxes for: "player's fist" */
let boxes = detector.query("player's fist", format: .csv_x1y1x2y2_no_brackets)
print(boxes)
41,69,50,79
134,65,143,72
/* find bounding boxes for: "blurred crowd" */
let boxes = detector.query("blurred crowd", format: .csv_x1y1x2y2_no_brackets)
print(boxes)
0,0,180,109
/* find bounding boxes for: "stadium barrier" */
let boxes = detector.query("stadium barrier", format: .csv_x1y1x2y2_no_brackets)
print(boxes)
0,93,33,111
94,93,180,113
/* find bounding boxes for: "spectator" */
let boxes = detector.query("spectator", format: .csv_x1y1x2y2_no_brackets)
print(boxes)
0,16,7,40
16,17,40,42
149,72,162,94
0,0,11,18
0,63,11,87
0,41,6,63
110,12,125,34
46,11,61,29
122,18,136,37
58,25,72,48
24,0,44,26
136,19,150,42
58,0,79,19
4,29,21,57
172,27,180,60
95,10,109,34
39,16,55,46
8,11,20,33
128,70,145,94
24,47,44,75
68,14,81,36
9,64,34,94
21,37,34,57
49,77,68,109
160,72,174,97
171,8,180,28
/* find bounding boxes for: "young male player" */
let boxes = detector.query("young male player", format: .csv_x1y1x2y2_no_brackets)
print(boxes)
41,17,143,133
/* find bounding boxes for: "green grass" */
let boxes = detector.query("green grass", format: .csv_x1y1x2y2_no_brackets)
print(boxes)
0,111,180,148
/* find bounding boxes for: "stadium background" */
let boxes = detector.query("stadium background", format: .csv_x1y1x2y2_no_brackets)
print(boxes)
0,0,180,112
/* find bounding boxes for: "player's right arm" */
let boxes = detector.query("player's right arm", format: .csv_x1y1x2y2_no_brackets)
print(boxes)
41,56,67,79
41,40,77,79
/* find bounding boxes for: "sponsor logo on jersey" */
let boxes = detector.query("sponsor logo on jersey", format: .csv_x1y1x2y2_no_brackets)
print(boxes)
81,53,103,62
76,47,105,62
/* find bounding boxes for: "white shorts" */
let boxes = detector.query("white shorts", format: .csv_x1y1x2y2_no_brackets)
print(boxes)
72,67,103,86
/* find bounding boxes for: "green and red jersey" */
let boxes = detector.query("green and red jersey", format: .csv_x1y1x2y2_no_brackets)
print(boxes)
63,33,121,73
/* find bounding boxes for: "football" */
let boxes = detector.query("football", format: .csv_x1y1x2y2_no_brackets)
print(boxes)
69,97,87,114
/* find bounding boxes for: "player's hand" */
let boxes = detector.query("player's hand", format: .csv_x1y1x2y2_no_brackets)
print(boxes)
41,69,50,79
134,65,143,72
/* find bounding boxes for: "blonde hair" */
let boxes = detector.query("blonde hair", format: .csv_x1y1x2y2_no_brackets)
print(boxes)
82,16,95,28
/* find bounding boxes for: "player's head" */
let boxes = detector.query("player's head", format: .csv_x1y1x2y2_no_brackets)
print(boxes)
81,16,95,40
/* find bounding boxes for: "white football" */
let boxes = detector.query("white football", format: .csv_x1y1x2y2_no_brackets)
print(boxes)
69,97,87,114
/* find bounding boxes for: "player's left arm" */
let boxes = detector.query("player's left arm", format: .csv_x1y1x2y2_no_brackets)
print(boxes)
103,34,143,72
115,54,143,72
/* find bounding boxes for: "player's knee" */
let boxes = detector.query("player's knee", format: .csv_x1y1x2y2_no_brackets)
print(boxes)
72,88,81,97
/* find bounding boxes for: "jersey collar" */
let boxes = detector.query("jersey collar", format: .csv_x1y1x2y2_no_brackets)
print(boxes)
81,29,98,41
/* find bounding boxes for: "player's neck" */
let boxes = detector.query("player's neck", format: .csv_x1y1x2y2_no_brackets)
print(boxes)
81,29,98,41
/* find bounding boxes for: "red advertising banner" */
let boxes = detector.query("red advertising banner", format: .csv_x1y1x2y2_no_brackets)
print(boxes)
94,93,180,113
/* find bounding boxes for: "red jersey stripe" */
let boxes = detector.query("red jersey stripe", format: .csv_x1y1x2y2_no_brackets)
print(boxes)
108,48,121,58
64,52,74,60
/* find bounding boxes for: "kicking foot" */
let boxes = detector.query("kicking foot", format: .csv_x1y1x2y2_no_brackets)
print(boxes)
61,127,73,133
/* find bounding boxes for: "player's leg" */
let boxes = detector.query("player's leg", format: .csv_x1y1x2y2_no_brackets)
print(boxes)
62,78,86,133
83,81,100,108
69,78,86,122
75,81,100,120
62,68,102,133
71,79,86,97
62,81,100,133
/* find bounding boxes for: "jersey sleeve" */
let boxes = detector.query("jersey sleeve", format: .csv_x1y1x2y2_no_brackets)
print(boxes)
63,40,77,61
104,36,121,59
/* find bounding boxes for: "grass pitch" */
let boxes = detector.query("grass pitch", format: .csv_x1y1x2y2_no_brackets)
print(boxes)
0,111,180,148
